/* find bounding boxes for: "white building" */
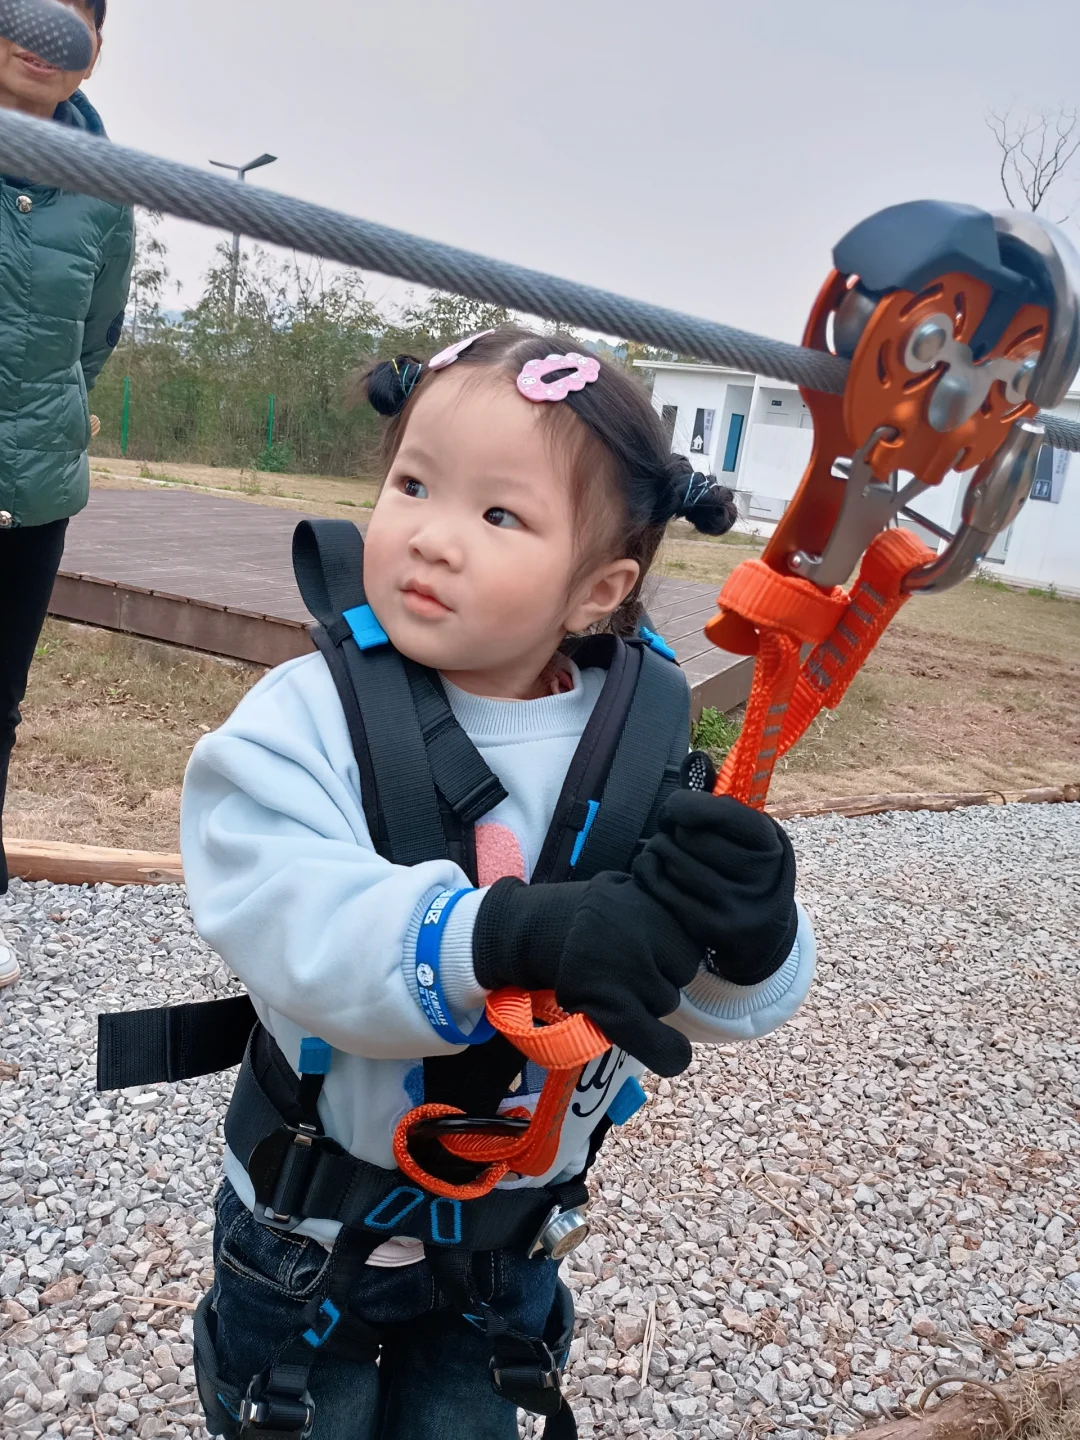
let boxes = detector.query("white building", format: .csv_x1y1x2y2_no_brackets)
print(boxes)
641,361,1080,595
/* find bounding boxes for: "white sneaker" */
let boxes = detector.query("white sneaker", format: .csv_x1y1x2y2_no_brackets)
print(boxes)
0,929,20,989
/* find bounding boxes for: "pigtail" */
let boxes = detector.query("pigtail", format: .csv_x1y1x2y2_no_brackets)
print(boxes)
662,457,738,537
348,354,425,417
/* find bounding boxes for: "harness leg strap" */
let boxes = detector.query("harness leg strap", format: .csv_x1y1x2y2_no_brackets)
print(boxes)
425,1248,578,1438
202,1229,382,1439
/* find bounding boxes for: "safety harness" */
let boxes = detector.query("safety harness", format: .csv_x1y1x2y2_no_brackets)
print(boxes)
98,517,692,1437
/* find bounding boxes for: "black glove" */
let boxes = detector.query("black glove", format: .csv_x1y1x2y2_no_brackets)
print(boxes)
473,872,701,1077
633,790,798,985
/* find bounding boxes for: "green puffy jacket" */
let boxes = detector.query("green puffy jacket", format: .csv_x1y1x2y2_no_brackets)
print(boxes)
0,90,134,531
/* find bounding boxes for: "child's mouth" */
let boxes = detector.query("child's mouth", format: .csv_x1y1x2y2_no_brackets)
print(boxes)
402,584,451,618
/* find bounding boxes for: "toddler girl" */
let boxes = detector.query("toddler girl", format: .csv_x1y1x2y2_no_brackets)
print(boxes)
181,327,815,1439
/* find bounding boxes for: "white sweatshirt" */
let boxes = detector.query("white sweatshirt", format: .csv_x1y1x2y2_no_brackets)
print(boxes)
180,651,815,1253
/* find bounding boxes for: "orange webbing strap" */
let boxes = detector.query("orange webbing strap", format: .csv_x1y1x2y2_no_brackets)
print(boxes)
713,562,847,806
714,528,935,808
393,991,610,1200
778,528,934,760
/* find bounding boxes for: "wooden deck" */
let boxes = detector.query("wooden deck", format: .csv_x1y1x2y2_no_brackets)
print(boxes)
51,489,752,717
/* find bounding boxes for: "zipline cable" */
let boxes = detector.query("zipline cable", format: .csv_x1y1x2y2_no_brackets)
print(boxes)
0,105,1078,450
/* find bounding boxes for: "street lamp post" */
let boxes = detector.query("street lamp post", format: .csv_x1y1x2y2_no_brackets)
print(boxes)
208,153,278,318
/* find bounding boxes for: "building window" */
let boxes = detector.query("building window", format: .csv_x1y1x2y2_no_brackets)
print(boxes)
661,405,678,447
691,408,715,456
722,413,745,473
1031,444,1068,502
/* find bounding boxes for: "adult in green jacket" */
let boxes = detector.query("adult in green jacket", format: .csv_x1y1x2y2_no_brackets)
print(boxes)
0,0,133,987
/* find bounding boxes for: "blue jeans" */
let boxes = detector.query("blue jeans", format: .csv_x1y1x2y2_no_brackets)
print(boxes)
200,1180,562,1439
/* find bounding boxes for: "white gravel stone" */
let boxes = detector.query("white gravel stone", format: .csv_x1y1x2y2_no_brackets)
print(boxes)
1,803,1078,1439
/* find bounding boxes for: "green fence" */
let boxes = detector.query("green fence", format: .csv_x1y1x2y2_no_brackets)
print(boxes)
91,346,383,478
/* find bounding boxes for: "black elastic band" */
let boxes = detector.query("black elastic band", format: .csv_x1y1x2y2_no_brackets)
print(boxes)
97,994,257,1090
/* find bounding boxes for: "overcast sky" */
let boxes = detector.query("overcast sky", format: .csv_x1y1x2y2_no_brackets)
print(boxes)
85,0,1080,343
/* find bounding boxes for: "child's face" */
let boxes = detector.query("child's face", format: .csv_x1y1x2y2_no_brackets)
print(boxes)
0,2,99,118
363,367,639,698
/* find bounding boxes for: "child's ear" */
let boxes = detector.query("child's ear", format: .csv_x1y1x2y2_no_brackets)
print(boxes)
564,558,640,633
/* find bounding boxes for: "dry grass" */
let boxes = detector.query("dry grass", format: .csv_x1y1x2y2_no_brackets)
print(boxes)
89,454,382,520
5,622,260,852
655,535,1080,805
1025,1384,1080,1440
6,477,1078,851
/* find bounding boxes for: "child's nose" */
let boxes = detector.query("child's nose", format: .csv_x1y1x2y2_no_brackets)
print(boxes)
409,522,463,570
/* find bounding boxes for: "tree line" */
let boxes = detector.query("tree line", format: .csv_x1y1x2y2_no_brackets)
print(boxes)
91,215,672,479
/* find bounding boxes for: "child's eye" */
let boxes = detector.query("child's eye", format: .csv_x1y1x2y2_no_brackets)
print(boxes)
402,478,428,499
483,507,522,529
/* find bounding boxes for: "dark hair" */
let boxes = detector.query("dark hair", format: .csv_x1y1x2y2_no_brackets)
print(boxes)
353,327,737,634
87,0,106,33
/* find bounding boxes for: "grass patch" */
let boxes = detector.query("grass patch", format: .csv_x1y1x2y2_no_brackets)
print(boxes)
691,706,742,762
6,622,262,852
91,455,381,521
10,461,1075,847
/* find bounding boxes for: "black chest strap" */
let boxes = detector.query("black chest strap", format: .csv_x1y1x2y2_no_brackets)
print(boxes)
293,518,507,868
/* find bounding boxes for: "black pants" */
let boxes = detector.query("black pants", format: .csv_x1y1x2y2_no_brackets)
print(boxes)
0,518,68,894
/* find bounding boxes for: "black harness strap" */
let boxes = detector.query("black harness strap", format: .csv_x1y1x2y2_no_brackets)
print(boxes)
97,994,256,1091
405,662,509,828
225,1027,589,1251
293,519,447,867
573,641,691,879
309,625,386,855
295,519,508,873
426,1248,579,1439
530,635,638,885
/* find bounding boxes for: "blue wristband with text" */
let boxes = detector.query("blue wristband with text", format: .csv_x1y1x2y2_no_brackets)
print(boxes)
415,890,496,1046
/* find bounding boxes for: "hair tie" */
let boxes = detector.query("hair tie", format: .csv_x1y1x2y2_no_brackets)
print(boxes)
393,359,422,399
679,471,715,515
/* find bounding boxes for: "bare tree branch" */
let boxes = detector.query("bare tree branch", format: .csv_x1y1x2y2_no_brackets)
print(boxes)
986,105,1080,222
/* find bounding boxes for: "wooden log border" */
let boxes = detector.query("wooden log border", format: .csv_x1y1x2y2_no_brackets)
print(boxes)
768,782,1080,821
843,1354,1080,1440
6,784,1076,888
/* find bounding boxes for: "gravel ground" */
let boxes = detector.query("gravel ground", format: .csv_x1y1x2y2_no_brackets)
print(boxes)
1,803,1078,1440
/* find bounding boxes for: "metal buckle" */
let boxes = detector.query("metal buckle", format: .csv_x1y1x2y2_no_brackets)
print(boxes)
528,1205,590,1260
238,1377,314,1437
490,1358,561,1393
252,1202,307,1235
247,1123,328,1234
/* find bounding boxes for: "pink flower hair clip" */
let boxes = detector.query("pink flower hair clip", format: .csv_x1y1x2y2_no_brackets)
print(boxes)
516,352,601,403
428,330,495,371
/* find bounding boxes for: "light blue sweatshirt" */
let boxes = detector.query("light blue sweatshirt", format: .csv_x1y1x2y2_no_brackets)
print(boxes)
180,651,815,1248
